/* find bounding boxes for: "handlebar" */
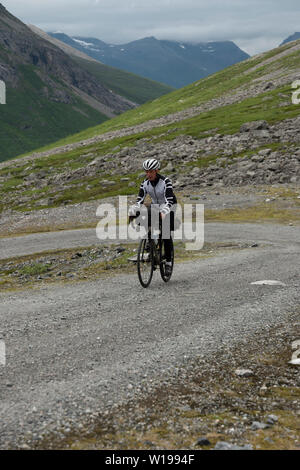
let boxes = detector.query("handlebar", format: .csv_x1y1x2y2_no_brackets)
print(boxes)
128,209,164,225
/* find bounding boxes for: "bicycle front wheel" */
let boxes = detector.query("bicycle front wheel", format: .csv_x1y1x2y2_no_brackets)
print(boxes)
137,238,154,288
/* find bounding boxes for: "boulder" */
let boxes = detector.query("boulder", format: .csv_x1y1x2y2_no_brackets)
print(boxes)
240,120,269,133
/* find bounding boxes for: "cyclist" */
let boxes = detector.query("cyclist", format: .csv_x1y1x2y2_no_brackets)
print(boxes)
129,158,177,276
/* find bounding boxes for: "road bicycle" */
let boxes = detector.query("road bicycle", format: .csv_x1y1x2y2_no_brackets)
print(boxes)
129,212,174,288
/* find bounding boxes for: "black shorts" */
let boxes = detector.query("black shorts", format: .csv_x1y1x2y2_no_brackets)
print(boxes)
146,205,175,235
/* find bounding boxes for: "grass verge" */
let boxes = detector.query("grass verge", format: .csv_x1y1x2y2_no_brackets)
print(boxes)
205,203,300,224
0,241,256,293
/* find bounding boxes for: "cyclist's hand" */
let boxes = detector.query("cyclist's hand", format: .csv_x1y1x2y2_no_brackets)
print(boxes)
160,212,166,220
128,204,139,217
128,205,140,225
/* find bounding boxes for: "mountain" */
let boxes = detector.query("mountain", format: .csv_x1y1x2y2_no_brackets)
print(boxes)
0,3,139,161
280,32,300,45
28,25,174,105
48,33,250,88
1,35,300,215
28,25,103,64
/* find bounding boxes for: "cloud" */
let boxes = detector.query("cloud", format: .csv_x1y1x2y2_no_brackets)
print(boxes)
2,0,300,54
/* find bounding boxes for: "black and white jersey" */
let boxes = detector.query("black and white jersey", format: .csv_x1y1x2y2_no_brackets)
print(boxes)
136,174,177,215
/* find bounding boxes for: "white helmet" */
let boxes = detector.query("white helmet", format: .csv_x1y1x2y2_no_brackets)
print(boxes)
143,158,160,170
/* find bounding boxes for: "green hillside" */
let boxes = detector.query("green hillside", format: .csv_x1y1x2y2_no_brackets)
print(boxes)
0,56,172,162
1,38,300,215
73,56,174,104
16,38,300,155
0,63,109,162
0,51,173,163
82,40,300,134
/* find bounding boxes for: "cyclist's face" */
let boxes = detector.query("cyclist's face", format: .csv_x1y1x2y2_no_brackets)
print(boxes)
145,169,157,181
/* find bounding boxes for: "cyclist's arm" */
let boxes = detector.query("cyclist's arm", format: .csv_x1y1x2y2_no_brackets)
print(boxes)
128,180,147,218
136,180,147,207
161,178,176,215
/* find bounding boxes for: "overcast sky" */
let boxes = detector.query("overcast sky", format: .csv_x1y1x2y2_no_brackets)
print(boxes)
2,0,300,55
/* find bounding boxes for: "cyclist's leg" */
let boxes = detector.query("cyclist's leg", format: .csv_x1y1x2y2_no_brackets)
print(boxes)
145,205,153,250
163,239,172,262
162,211,174,262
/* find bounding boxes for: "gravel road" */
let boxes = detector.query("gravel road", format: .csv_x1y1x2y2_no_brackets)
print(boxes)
0,222,299,448
0,222,299,260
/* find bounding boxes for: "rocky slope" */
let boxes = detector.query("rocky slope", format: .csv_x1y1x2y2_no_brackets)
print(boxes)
6,118,299,206
0,36,300,218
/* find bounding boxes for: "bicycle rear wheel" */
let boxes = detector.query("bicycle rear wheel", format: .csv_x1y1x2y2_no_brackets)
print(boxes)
137,238,154,288
160,238,174,282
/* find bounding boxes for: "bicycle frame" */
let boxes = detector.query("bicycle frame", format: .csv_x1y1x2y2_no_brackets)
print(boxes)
130,206,174,287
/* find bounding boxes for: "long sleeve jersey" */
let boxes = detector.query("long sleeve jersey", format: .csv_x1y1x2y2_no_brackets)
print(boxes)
136,174,177,215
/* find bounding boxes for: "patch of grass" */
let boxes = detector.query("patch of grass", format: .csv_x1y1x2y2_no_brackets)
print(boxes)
275,48,300,69
269,386,300,400
1,177,24,191
205,203,300,224
16,263,49,276
184,153,221,169
162,85,300,140
244,410,300,450
0,244,140,292
10,177,139,213
263,186,300,199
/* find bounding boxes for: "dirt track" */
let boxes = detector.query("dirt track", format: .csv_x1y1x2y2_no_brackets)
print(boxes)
0,221,299,449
